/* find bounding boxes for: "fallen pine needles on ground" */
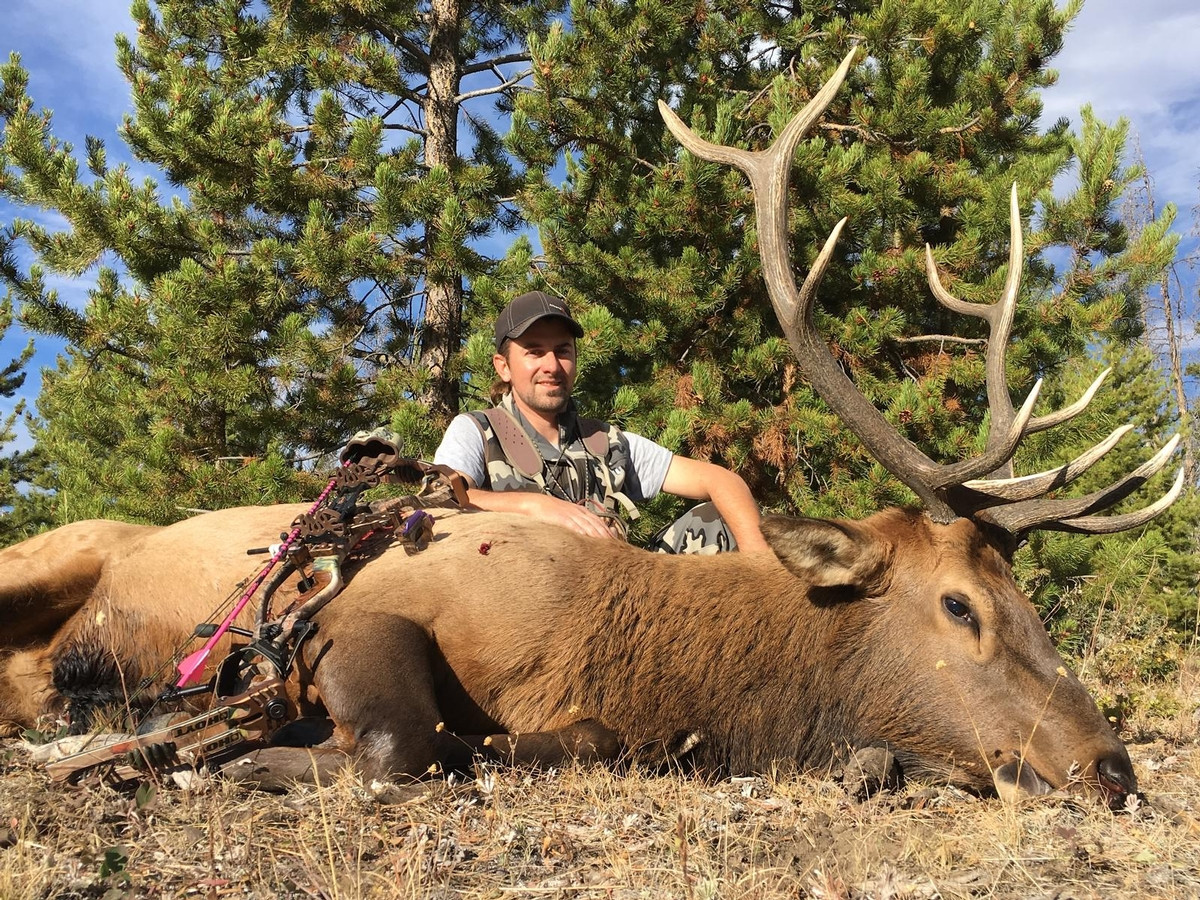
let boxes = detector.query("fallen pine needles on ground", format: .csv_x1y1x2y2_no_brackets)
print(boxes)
2,654,1197,900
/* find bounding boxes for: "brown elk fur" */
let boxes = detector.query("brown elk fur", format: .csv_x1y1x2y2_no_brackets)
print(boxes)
0,502,1134,800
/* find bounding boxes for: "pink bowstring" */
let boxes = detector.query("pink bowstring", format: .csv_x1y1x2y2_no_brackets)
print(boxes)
174,475,341,687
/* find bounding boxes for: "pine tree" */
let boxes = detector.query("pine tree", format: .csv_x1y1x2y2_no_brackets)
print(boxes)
1120,141,1195,485
0,0,562,522
495,0,1184,542
1014,112,1199,637
0,289,48,543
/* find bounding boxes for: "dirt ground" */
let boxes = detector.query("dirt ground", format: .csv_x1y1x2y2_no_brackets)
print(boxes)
3,698,1198,900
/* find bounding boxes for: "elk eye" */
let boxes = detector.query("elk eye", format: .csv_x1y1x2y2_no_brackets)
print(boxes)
943,594,973,623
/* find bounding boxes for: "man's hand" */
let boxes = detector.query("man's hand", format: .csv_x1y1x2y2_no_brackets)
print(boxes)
464,488,616,539
526,494,616,539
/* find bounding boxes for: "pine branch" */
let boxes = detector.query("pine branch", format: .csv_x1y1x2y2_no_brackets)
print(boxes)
544,134,659,174
374,27,431,67
894,335,987,346
456,69,532,104
820,122,883,143
86,341,149,366
461,52,532,76
939,117,982,136
382,122,428,136
379,91,426,123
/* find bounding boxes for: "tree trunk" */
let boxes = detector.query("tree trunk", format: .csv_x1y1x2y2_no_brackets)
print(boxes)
420,0,464,420
1158,266,1195,483
1129,160,1195,483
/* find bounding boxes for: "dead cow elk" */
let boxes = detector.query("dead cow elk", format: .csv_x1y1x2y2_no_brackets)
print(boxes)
0,50,1181,804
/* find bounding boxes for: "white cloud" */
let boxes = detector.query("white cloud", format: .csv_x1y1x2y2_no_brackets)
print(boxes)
8,0,136,133
1044,0,1200,211
4,2,137,411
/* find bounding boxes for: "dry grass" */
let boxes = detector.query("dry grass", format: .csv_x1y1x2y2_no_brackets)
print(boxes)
2,653,1198,900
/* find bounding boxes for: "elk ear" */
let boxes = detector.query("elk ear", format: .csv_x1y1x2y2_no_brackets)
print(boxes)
762,515,892,594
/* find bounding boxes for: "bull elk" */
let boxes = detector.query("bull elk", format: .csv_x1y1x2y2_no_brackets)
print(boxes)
0,49,1181,804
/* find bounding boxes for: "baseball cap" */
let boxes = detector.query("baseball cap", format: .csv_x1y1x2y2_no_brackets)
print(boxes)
493,291,584,350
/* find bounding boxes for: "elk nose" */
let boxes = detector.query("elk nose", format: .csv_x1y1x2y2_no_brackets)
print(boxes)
1096,751,1137,803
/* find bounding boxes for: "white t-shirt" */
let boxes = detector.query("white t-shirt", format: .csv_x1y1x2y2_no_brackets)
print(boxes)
433,413,674,503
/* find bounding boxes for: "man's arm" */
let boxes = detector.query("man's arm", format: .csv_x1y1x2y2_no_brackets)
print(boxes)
461,488,616,540
659,455,772,554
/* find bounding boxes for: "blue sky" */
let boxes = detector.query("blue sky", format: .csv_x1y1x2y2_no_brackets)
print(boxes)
3,0,1198,446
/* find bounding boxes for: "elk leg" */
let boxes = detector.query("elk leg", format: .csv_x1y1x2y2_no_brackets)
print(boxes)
465,719,622,768
307,611,457,781
307,613,623,779
219,745,355,792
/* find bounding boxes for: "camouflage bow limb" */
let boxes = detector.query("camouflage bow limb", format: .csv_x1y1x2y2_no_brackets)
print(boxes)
47,676,294,784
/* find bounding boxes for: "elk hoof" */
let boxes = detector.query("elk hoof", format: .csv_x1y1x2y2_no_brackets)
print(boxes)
841,746,900,799
368,779,434,805
992,758,1053,802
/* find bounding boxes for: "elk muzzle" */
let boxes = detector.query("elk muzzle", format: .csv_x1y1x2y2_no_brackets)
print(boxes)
992,745,1137,809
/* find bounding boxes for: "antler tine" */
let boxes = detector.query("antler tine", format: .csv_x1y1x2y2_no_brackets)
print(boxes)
1050,468,1186,535
978,435,1182,535
925,184,1024,481
926,184,1022,330
1026,368,1111,434
963,425,1133,502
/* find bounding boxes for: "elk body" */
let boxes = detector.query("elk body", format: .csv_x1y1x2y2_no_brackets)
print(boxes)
0,49,1180,803
0,500,1141,801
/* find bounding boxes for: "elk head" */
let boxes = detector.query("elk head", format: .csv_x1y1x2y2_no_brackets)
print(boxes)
659,49,1181,804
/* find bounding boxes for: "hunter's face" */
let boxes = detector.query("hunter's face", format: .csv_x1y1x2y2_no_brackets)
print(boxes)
493,318,577,420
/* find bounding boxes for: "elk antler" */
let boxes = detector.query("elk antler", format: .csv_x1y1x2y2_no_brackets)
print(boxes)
658,49,1183,537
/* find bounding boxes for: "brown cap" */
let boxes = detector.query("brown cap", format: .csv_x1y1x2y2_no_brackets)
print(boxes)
494,291,583,350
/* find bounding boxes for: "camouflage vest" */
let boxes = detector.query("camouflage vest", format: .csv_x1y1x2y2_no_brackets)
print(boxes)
468,393,639,535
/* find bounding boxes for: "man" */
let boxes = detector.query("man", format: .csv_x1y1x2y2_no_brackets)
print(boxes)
434,291,770,553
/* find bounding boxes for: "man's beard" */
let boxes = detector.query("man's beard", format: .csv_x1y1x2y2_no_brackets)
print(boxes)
520,381,570,414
